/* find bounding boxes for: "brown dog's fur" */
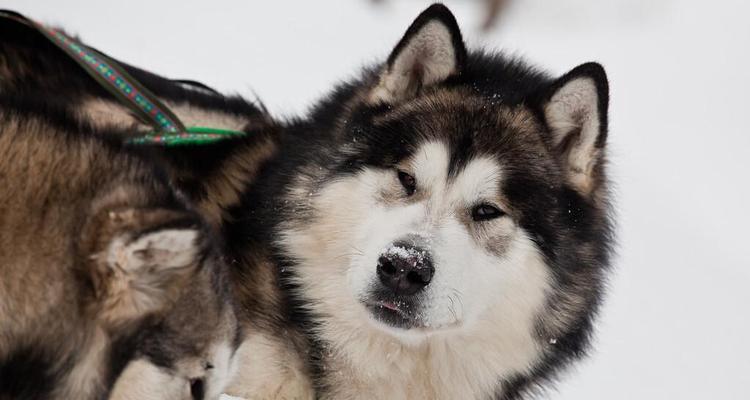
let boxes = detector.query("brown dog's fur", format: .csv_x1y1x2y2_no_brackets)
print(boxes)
0,18,277,232
0,106,237,399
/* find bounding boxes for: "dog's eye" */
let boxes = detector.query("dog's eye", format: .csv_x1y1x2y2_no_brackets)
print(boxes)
397,170,417,196
471,204,505,221
189,378,205,400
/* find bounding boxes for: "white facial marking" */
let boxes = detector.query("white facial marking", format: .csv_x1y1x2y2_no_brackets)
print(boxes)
449,157,503,204
413,141,450,192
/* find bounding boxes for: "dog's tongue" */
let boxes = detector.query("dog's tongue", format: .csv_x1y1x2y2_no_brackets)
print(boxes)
381,301,400,311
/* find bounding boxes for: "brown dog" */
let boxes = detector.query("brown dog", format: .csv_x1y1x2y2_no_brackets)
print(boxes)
0,102,238,400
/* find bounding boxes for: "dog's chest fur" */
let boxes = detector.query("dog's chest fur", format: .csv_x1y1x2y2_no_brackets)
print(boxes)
320,340,504,399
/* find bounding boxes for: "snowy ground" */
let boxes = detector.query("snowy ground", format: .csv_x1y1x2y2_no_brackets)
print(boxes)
3,0,749,398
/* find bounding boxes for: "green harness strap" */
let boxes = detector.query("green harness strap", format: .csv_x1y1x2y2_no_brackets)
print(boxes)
0,9,247,146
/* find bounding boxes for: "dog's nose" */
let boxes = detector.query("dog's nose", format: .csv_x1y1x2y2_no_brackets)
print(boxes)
377,243,434,296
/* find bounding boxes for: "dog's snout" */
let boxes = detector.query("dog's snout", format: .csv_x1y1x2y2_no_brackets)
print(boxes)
377,243,434,296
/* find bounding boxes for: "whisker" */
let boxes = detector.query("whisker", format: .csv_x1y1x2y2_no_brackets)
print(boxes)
348,245,365,256
448,295,458,322
451,288,465,311
331,252,362,261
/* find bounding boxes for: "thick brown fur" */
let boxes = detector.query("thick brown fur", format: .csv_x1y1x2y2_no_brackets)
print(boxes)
0,102,238,399
0,17,279,230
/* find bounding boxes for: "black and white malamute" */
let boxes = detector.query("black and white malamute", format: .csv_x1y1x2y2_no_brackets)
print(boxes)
0,4,613,399
215,4,614,398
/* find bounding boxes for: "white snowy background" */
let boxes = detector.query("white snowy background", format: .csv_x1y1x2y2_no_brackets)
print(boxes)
2,0,749,398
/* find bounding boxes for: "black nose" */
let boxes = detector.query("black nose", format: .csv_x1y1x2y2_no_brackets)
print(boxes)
376,243,434,296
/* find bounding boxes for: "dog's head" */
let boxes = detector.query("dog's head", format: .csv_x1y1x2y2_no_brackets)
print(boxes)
281,3,611,375
79,195,238,400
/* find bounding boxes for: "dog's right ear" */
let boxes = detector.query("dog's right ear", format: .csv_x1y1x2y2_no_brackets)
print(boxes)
369,4,467,104
80,208,205,328
537,63,609,195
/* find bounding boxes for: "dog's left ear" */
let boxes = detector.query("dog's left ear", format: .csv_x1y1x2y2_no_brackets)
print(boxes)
81,208,206,328
539,62,609,195
369,4,467,104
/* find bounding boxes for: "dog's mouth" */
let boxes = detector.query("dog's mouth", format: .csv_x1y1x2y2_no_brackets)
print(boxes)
364,298,421,330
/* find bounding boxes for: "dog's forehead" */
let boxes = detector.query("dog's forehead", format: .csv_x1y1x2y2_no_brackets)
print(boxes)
374,89,538,127
408,141,502,199
370,90,547,159
373,90,547,159
409,141,449,186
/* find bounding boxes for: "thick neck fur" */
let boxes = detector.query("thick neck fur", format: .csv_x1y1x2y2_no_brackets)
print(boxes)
312,305,539,399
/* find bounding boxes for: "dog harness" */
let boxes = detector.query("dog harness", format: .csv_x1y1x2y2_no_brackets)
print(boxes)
0,10,247,146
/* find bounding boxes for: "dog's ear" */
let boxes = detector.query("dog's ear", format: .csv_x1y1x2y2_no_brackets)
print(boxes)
369,3,467,104
82,208,205,328
539,62,609,194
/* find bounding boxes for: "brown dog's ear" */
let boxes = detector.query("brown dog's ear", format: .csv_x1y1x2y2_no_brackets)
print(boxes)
370,4,467,104
81,208,205,328
539,62,609,195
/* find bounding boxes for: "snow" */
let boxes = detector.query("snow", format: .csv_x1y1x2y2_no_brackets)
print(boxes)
385,244,428,266
385,245,415,260
4,0,750,398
